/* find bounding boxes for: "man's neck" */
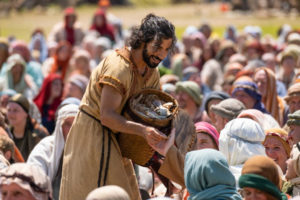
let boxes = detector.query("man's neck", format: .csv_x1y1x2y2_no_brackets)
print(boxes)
131,48,147,76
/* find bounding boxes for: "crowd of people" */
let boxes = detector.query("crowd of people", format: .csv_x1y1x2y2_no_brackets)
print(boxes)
0,0,300,199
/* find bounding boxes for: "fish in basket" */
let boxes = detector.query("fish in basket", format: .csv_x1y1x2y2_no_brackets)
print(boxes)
118,89,178,166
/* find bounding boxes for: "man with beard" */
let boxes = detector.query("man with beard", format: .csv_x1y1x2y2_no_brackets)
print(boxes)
59,14,176,200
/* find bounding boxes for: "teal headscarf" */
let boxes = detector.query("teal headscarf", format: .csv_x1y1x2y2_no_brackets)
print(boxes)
184,149,242,200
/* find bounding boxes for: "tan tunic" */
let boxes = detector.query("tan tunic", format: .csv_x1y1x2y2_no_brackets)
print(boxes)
59,47,160,200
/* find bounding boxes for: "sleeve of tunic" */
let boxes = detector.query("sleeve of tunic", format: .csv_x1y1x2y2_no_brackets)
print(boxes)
98,53,132,97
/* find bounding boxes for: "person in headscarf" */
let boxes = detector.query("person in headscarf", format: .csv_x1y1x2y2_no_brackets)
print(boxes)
285,144,300,197
237,109,280,131
42,41,73,82
0,163,52,200
287,110,300,145
92,36,113,66
90,9,115,42
203,91,230,124
194,121,219,150
6,94,48,161
231,79,268,113
48,7,85,46
184,149,242,200
0,54,38,100
62,74,89,100
28,30,48,63
85,185,129,200
34,74,63,133
219,118,266,182
284,83,300,121
239,155,288,200
263,128,291,174
253,67,287,126
7,41,45,88
175,81,203,122
224,25,237,43
70,49,91,78
27,103,78,200
277,50,298,90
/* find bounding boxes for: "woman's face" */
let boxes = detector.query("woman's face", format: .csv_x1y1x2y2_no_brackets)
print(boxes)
233,90,256,109
6,102,28,127
241,187,268,200
51,79,63,99
11,64,23,84
62,116,75,141
58,46,70,61
95,15,104,27
196,132,217,150
264,136,288,173
254,70,267,98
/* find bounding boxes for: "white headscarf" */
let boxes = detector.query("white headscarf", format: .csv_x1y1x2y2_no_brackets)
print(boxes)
27,104,78,181
85,185,130,200
219,118,266,182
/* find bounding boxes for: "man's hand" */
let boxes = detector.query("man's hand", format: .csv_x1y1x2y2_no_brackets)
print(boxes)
147,128,175,156
143,126,167,142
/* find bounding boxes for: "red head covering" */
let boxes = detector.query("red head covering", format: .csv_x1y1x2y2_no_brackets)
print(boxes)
194,121,220,147
64,7,76,45
34,74,63,121
50,41,72,80
90,9,115,41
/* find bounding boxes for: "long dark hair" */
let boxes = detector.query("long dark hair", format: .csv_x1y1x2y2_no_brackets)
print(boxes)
128,13,177,53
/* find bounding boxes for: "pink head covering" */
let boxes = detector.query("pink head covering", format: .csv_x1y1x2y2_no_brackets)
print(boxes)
194,122,220,147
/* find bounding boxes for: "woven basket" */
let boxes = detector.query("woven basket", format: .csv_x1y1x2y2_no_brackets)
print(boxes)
118,89,178,166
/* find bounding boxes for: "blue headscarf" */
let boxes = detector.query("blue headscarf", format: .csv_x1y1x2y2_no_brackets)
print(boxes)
28,33,48,63
232,81,268,113
184,149,242,200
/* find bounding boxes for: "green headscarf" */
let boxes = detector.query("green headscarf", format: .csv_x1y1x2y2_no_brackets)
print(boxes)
175,81,202,106
239,174,287,200
184,149,242,200
3,54,27,94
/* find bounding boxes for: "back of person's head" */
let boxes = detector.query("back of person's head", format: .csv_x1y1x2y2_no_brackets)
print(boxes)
184,149,242,199
85,185,129,200
219,118,266,166
0,163,52,200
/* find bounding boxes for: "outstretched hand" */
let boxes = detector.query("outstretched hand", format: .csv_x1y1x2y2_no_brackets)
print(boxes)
147,128,176,156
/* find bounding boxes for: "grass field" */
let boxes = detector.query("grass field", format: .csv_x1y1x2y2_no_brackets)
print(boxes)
0,2,299,42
